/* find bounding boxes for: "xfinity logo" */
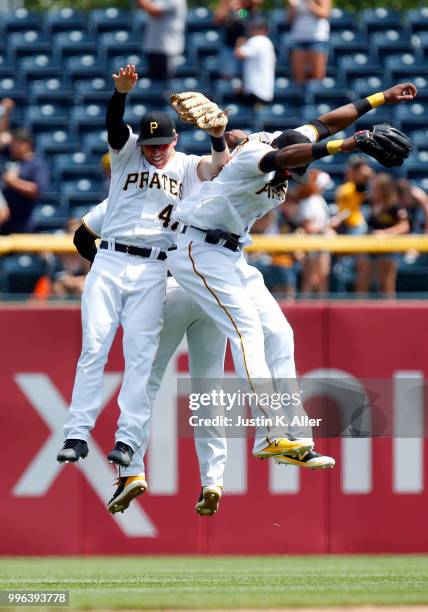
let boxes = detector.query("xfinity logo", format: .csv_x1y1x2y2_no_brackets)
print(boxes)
13,373,157,538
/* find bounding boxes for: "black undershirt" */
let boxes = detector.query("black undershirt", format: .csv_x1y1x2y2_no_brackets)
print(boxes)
106,90,129,150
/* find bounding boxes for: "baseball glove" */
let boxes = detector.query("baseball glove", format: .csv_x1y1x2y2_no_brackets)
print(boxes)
354,123,412,167
170,92,229,130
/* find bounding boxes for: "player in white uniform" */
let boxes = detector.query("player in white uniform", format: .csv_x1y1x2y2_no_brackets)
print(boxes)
168,82,417,464
77,199,227,516
57,65,229,470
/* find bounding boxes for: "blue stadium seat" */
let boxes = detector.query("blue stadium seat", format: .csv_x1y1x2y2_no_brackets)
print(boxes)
406,8,428,34
256,103,301,132
2,9,43,34
62,178,104,208
405,151,428,180
130,10,147,37
52,30,97,62
361,8,403,35
1,254,47,294
171,76,210,96
186,7,215,33
273,77,306,105
394,102,428,131
70,204,99,220
19,54,62,81
44,9,86,35
213,78,242,105
188,30,223,61
371,30,416,62
354,106,393,130
64,54,107,79
306,76,349,105
36,130,79,155
31,204,70,231
412,177,428,193
124,103,150,131
88,8,131,35
414,31,428,61
329,8,358,33
131,77,166,103
330,30,369,64
99,30,142,62
54,152,100,181
176,130,211,154
109,54,147,77
82,130,108,156
0,52,16,77
303,103,335,123
217,102,254,130
384,53,428,81
9,30,52,61
350,75,386,99
74,77,111,104
29,77,73,103
0,76,27,104
412,129,428,153
26,104,69,133
199,55,220,79
338,53,381,79
70,104,105,132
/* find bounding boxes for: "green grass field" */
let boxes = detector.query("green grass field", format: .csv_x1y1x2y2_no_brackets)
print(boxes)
0,556,428,609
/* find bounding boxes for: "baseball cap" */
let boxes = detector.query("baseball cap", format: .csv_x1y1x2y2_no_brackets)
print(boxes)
271,129,311,184
137,111,177,145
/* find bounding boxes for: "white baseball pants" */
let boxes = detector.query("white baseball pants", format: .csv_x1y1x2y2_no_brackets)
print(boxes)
64,248,167,452
123,277,228,487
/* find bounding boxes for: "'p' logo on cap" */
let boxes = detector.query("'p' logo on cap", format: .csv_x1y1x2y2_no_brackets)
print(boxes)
150,121,158,134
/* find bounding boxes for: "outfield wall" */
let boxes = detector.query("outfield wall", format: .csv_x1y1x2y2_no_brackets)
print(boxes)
1,302,427,555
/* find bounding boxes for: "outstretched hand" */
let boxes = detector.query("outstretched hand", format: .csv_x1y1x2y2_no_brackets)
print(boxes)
112,64,138,94
384,82,417,104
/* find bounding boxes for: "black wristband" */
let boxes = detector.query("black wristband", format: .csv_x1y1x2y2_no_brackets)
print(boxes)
312,142,329,159
353,97,372,117
210,134,226,152
311,119,331,140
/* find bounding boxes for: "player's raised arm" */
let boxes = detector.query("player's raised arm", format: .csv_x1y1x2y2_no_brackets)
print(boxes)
170,91,231,181
106,64,138,150
311,82,417,139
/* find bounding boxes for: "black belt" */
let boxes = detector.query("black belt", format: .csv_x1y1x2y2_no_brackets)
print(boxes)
100,240,167,260
182,225,241,252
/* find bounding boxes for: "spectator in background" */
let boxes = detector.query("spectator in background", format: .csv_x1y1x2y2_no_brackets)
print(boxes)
235,18,276,107
334,156,372,235
0,129,49,234
356,174,409,297
0,98,14,150
288,0,331,84
214,0,262,80
396,178,428,234
137,0,187,91
297,168,332,294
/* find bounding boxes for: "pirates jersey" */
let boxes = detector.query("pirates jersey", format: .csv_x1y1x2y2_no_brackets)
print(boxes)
103,128,201,250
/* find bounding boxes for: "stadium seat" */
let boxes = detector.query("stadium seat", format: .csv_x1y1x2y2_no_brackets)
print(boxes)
405,152,428,180
36,130,79,156
187,7,215,33
354,106,393,130
109,54,147,77
414,32,428,61
212,78,243,106
82,131,109,156
371,30,416,62
384,54,428,81
1,254,47,294
220,103,254,130
412,129,428,152
305,76,349,105
131,77,166,103
26,103,69,133
302,103,334,123
338,53,381,79
349,75,386,99
0,76,27,104
52,30,97,62
61,178,104,208
9,30,52,61
70,104,106,132
74,77,111,104
130,10,147,37
330,30,369,64
256,103,301,132
361,8,403,35
171,76,210,96
188,30,223,61
88,8,131,35
99,31,142,62
29,77,73,104
44,8,86,35
124,103,150,130
53,152,100,181
176,130,211,154
2,8,43,34
394,102,428,131
329,8,358,33
273,77,306,105
64,54,107,80
405,8,428,34
31,204,70,231
0,52,16,78
19,54,62,81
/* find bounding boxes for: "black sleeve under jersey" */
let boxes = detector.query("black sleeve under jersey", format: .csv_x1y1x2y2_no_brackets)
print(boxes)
73,224,97,263
259,151,280,173
105,90,129,150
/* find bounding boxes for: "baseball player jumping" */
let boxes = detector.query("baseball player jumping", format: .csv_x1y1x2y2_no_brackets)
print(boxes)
168,83,415,464
57,65,230,469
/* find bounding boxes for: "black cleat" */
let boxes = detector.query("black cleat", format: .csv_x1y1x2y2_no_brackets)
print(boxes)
107,441,134,467
57,439,88,463
107,475,147,514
